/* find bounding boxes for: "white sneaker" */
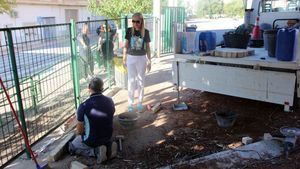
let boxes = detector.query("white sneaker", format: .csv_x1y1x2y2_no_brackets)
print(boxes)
96,145,107,164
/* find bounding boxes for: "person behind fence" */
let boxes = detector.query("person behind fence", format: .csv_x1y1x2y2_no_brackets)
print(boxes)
78,23,94,78
68,77,117,163
96,24,104,36
122,13,151,113
97,24,115,69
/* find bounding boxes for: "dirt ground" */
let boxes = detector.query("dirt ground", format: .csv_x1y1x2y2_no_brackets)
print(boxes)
50,55,300,169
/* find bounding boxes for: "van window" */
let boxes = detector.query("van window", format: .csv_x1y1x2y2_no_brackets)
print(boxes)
261,0,300,12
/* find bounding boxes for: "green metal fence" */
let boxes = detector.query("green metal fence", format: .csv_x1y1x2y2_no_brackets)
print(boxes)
161,7,185,54
0,19,118,167
0,15,158,167
0,23,75,166
75,18,123,102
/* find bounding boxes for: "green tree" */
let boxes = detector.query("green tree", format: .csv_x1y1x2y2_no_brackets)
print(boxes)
88,0,152,19
210,0,223,17
161,0,168,6
224,0,244,18
196,0,209,18
196,0,222,19
196,0,244,19
177,0,185,7
0,0,15,14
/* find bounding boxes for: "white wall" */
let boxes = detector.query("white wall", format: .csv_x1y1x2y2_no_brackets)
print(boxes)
0,4,92,28
0,4,92,45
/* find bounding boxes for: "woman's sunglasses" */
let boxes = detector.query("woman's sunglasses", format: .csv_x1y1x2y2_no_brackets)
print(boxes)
132,20,141,24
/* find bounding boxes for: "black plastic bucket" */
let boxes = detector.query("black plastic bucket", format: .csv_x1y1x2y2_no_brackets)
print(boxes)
214,110,237,128
264,29,277,57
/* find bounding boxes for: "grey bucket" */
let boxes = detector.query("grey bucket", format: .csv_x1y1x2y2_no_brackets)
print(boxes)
118,112,139,128
214,111,237,128
264,29,277,57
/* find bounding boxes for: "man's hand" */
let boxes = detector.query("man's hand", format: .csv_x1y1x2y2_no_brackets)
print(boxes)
76,122,84,135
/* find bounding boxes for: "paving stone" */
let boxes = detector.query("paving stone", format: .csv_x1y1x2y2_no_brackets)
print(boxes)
70,161,88,169
48,132,75,162
242,136,253,145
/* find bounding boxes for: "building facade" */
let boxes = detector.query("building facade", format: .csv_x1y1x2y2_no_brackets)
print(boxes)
0,0,92,28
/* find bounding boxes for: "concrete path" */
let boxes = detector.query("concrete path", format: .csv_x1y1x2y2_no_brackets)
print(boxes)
161,140,283,169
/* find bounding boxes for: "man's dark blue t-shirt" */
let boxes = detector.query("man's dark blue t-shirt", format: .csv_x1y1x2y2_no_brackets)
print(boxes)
77,93,115,147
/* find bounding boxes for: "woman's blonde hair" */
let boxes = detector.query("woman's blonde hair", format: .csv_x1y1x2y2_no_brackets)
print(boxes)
131,12,145,37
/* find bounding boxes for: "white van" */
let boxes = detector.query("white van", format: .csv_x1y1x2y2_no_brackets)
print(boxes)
246,0,300,28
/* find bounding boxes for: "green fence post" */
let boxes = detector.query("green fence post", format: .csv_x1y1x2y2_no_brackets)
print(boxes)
121,15,128,43
70,20,80,108
104,20,112,89
6,29,31,158
125,16,128,30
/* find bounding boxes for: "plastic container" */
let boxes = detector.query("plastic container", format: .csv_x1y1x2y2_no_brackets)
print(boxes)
118,112,139,128
181,32,197,54
181,33,187,53
214,110,237,128
260,23,272,41
276,28,296,61
293,29,300,62
264,29,277,57
199,31,216,52
263,32,269,50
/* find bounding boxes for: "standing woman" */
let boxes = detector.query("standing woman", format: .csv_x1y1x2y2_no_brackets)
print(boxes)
123,13,151,112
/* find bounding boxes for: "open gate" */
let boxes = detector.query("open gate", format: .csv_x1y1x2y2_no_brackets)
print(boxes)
161,7,185,54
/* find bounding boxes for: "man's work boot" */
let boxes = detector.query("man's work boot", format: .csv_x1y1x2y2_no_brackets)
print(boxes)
106,141,117,160
110,141,117,159
96,145,107,164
